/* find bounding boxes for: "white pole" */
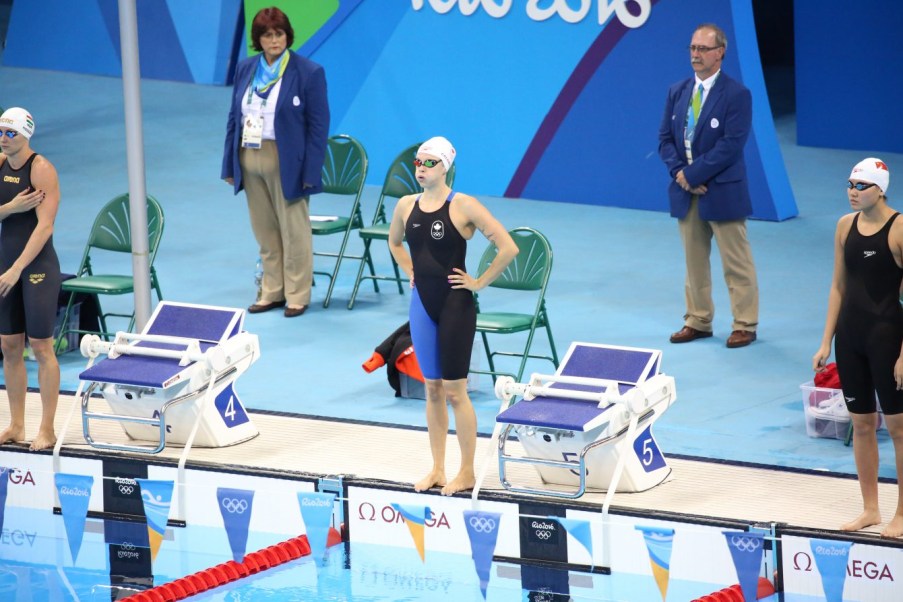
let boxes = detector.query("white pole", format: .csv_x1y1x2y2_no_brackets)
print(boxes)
118,0,152,331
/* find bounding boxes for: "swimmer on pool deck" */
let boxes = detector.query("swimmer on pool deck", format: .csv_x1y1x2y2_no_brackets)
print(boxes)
388,136,518,495
0,107,63,452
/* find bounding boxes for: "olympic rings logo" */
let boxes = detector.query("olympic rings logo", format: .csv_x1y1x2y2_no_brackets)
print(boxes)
118,484,134,495
468,516,497,533
221,498,249,514
731,535,762,553
117,540,140,560
535,529,552,540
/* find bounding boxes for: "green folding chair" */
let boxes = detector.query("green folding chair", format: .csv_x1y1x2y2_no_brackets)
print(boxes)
54,194,164,353
470,227,559,383
312,134,368,308
347,142,455,309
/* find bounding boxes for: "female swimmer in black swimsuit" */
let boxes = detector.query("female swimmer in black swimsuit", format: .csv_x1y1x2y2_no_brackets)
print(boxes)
814,157,903,537
389,136,518,495
0,107,63,452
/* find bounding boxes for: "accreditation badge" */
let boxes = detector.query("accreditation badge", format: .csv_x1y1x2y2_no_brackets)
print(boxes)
241,114,264,149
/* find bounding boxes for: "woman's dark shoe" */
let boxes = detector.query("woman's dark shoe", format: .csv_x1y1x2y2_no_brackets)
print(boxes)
284,305,308,318
247,300,286,314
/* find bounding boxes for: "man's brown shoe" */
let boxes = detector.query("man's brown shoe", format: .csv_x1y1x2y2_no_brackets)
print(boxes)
669,326,713,344
726,330,757,348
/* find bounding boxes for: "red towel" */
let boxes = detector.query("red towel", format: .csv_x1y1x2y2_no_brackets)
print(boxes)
814,362,841,389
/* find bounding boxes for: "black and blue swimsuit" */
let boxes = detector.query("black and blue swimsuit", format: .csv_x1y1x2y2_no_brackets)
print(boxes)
405,191,476,380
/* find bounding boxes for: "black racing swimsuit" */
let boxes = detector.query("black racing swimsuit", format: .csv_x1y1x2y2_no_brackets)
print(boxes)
835,212,903,414
405,191,476,380
0,154,61,338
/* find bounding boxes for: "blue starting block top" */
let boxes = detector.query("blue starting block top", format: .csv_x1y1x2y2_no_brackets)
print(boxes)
557,343,659,386
79,302,244,388
80,341,217,388
498,392,616,432
145,303,242,342
496,343,661,432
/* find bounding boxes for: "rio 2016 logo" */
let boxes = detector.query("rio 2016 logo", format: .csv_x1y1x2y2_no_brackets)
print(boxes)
412,0,651,28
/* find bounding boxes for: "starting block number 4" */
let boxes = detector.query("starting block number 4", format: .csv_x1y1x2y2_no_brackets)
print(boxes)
214,384,250,427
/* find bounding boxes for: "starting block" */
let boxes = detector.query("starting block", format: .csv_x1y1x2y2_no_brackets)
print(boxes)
78,301,261,454
494,342,676,499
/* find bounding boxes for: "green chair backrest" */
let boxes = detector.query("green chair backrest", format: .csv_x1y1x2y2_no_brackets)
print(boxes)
88,194,164,259
477,227,552,292
381,143,422,201
321,134,368,196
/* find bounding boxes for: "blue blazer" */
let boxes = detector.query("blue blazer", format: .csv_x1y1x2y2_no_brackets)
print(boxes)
658,72,752,221
222,51,330,200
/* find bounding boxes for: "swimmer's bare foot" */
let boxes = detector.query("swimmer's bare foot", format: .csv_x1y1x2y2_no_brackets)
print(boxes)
880,514,903,538
840,510,881,532
440,470,475,496
414,470,446,492
0,425,25,445
29,429,57,452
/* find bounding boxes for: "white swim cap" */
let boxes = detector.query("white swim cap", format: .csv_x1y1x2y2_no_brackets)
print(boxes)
849,157,889,194
417,136,456,170
0,107,35,140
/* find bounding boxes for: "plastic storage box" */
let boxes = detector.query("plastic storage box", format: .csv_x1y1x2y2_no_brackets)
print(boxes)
800,381,850,439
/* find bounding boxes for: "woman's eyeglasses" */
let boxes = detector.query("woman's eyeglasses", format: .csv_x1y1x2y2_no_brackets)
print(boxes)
413,158,441,168
848,181,877,191
0,131,18,139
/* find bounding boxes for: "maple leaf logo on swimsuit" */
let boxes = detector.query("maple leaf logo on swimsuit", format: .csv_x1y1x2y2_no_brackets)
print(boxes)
431,220,444,240
28,273,45,284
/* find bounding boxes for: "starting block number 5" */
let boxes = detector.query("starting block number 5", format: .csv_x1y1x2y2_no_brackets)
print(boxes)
214,384,250,427
561,424,666,476
633,426,666,472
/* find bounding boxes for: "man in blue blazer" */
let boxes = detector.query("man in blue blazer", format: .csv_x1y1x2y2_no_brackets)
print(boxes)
658,23,759,348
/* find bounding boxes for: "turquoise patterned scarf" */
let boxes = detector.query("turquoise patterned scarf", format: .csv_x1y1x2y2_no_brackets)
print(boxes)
251,50,289,100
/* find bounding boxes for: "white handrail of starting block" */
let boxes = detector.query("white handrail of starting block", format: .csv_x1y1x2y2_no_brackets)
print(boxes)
498,373,636,408
81,333,207,366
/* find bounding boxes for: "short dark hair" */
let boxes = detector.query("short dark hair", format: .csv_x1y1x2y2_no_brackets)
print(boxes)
250,7,294,52
695,23,728,54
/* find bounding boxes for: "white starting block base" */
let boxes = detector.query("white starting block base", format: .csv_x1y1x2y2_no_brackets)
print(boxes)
512,418,670,493
495,342,676,498
78,301,260,454
107,378,257,449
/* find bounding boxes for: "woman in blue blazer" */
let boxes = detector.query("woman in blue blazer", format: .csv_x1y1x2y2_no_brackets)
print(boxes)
222,6,329,318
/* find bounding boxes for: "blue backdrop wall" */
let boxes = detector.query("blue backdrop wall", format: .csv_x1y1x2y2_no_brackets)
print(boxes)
3,0,241,85
795,0,903,154
3,0,798,221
